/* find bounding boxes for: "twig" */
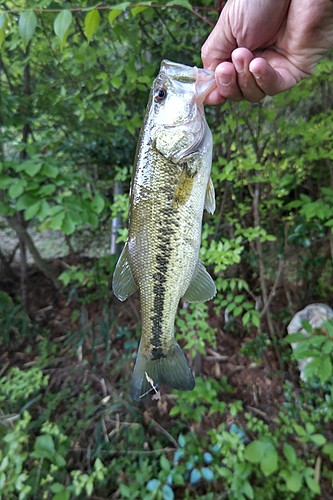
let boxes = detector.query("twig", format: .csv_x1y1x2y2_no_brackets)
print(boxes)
0,361,10,378
144,411,179,449
245,405,270,421
260,258,284,318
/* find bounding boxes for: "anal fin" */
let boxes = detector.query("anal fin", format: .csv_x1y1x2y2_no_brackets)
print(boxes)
183,260,216,303
112,242,138,301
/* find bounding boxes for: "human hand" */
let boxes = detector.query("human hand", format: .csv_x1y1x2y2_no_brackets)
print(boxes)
201,0,333,105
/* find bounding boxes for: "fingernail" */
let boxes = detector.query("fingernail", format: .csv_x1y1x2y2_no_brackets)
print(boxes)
218,74,231,87
250,69,261,79
234,60,243,74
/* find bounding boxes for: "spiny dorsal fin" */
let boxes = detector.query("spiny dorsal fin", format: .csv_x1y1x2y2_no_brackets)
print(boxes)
204,177,215,214
112,242,138,301
183,260,216,303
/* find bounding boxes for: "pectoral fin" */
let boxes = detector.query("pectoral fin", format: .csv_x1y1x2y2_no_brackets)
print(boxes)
183,260,216,303
112,242,138,301
204,177,215,214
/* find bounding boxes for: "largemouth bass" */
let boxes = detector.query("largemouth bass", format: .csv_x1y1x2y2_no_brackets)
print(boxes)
112,60,216,401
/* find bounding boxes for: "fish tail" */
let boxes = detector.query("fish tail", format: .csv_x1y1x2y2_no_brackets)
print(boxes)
130,341,195,401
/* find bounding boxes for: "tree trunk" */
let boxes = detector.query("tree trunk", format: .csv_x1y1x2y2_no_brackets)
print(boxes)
6,213,61,290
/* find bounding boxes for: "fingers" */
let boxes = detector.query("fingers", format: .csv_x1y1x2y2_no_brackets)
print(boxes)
205,48,266,105
205,48,302,105
248,55,299,95
230,48,266,102
204,62,237,105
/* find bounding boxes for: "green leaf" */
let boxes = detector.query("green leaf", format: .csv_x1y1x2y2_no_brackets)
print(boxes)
310,433,326,446
160,455,171,473
244,440,267,463
58,271,71,286
242,481,254,499
303,357,321,379
285,333,307,344
318,356,332,384
111,76,122,89
0,175,13,189
53,491,70,500
166,0,192,10
109,9,123,25
18,10,37,50
24,200,42,221
23,162,42,177
50,483,65,493
283,443,297,465
146,479,161,492
38,184,56,196
260,445,278,476
33,434,56,460
61,213,76,235
131,6,149,16
0,13,7,49
84,9,100,44
88,211,98,226
162,484,174,500
51,210,66,230
37,200,51,221
285,471,302,492
242,311,250,325
323,443,333,460
15,194,35,210
85,481,93,497
54,10,72,47
294,424,306,436
55,454,66,467
109,1,130,25
42,163,59,179
304,475,321,494
9,181,25,199
91,193,105,213
178,434,186,447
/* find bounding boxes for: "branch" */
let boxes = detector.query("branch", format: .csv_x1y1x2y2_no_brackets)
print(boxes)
260,258,284,318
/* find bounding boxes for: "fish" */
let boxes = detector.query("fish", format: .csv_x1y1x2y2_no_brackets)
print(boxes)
112,60,217,401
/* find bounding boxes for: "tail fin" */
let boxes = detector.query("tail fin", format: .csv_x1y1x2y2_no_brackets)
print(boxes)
130,342,195,401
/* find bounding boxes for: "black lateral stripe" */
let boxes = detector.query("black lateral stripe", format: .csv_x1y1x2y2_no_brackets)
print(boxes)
149,202,180,358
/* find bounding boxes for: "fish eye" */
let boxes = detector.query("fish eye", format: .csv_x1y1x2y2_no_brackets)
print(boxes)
154,88,167,102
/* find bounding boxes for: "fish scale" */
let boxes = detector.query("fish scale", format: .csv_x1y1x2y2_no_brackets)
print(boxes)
112,60,217,401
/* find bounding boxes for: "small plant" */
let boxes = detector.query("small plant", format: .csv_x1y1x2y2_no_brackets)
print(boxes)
285,318,333,384
176,303,217,358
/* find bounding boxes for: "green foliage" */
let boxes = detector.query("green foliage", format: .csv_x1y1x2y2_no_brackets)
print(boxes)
0,366,49,407
0,292,38,345
176,303,217,357
285,319,333,384
0,152,106,234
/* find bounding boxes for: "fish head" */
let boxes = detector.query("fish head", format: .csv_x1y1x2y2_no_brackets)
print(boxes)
148,60,216,162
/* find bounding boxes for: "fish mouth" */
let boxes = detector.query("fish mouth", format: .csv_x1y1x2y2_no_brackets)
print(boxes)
160,60,216,104
195,68,216,104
